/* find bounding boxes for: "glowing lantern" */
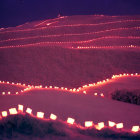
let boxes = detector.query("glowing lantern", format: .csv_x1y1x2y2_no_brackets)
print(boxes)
37,112,44,118
26,108,32,114
50,114,57,120
7,81,9,84
131,126,139,132
135,73,138,76
45,86,48,88
8,92,11,95
100,93,104,97
85,121,93,127
2,92,5,95
94,93,98,96
116,123,123,129
40,85,42,88
18,104,23,112
73,88,76,92
67,117,75,124
83,91,86,94
49,86,52,88
9,108,18,115
16,92,19,95
96,122,105,130
108,121,116,127
2,111,7,117
131,74,133,76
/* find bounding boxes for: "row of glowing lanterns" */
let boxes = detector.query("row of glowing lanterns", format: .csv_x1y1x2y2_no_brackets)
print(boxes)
0,36,140,49
76,45,139,49
0,19,139,34
0,73,139,96
0,26,139,44
0,104,139,133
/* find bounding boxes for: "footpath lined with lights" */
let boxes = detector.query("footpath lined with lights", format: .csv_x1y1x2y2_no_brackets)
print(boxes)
0,73,139,97
0,19,139,34
0,26,139,43
0,104,140,133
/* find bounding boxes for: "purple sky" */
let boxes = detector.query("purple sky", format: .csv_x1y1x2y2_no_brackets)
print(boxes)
0,0,140,27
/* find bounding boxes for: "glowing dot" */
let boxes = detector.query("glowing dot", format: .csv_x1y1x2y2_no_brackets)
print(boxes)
94,93,98,96
7,82,9,84
100,93,104,97
26,108,32,114
8,92,11,95
49,86,52,88
85,121,93,127
2,111,7,117
18,104,23,112
45,86,48,88
131,126,139,132
16,92,19,95
2,92,5,95
131,74,133,76
95,122,105,130
9,108,18,115
135,73,138,75
108,121,116,127
83,91,86,94
50,114,57,120
67,117,75,124
37,112,44,118
116,123,123,129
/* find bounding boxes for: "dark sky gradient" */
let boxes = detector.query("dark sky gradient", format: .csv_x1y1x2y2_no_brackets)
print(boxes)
0,0,140,27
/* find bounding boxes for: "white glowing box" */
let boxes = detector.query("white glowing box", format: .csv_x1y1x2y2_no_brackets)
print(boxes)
96,122,105,130
26,108,32,114
2,111,8,117
18,104,23,112
50,114,57,120
37,112,44,118
116,123,123,129
83,91,86,94
131,126,139,132
108,121,116,127
9,108,18,115
85,121,93,127
67,117,75,124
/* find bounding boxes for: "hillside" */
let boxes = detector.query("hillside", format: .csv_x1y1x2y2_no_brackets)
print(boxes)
0,15,140,140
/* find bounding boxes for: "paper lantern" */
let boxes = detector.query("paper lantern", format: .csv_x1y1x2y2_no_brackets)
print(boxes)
131,126,139,132
83,91,86,94
96,122,105,130
94,93,97,96
18,104,23,112
50,114,57,120
37,112,44,118
26,108,32,114
2,111,7,117
108,121,116,127
9,108,18,115
116,123,123,129
67,117,75,124
85,121,93,127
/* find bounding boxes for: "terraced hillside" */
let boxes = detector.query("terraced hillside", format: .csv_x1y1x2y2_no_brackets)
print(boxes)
0,15,140,88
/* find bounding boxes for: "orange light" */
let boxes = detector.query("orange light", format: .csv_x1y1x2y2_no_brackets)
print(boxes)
37,112,44,118
9,108,18,115
50,114,57,120
85,121,93,127
108,121,116,127
116,123,123,129
26,108,32,114
131,126,139,132
2,111,7,117
96,122,105,130
67,117,75,124
100,93,104,97
18,104,23,112
83,91,86,94
94,93,98,96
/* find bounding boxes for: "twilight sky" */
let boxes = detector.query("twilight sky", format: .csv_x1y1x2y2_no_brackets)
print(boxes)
0,0,140,28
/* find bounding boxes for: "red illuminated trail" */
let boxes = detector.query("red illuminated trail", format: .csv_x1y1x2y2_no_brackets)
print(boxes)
0,15,140,139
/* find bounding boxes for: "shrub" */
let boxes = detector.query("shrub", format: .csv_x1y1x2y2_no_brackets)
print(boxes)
110,89,140,105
